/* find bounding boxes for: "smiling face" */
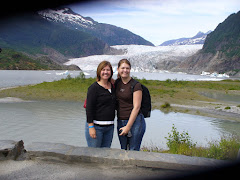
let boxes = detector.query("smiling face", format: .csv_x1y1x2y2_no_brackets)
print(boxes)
118,62,131,78
100,65,111,80
96,61,113,82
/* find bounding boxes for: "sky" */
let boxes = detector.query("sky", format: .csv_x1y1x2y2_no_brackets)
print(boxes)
69,0,240,46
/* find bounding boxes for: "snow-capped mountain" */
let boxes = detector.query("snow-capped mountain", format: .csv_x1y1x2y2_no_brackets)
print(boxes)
38,8,95,29
0,11,109,61
65,44,202,71
160,31,212,46
38,8,154,46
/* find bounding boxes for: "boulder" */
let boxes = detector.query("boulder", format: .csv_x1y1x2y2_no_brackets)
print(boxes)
0,140,27,160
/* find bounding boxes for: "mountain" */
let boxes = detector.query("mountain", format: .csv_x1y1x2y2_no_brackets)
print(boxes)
38,8,154,46
0,12,109,59
0,48,79,70
177,11,240,76
160,31,212,46
0,7,153,70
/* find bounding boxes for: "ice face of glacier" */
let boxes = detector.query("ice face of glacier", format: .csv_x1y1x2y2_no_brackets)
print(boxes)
65,44,203,72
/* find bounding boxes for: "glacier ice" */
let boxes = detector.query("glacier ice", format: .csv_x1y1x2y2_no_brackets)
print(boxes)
65,44,203,72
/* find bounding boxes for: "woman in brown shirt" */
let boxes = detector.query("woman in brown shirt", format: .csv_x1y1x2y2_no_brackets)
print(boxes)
115,59,146,151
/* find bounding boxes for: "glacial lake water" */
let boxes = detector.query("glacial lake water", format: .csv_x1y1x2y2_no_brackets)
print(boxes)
1,100,240,149
0,70,239,149
0,70,227,88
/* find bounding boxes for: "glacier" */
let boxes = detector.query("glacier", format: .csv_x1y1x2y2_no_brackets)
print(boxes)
65,44,203,72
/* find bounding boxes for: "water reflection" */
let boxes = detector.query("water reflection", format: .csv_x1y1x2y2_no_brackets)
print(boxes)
0,101,240,149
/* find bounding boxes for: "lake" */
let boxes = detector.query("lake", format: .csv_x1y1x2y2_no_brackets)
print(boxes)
0,70,226,89
0,100,240,149
0,70,239,149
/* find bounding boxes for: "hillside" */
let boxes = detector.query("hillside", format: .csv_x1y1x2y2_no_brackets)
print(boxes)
177,11,240,76
0,8,153,70
38,8,154,46
0,48,47,70
0,48,80,70
0,12,108,60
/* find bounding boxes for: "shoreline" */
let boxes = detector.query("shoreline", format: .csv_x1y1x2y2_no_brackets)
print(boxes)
0,79,239,122
171,103,240,122
0,96,239,122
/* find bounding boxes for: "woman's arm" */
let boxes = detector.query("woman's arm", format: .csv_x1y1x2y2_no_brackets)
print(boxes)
88,123,96,139
86,85,97,139
119,90,142,136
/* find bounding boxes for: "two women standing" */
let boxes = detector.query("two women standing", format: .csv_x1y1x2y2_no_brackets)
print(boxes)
85,59,146,151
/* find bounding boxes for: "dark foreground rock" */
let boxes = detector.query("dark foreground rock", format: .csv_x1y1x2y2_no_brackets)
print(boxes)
1,140,239,180
25,142,225,171
0,140,26,160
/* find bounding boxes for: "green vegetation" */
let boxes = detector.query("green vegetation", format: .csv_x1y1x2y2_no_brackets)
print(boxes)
0,73,95,101
142,124,240,160
160,102,171,109
0,49,49,70
225,106,231,110
203,11,240,56
0,78,239,105
0,76,240,160
0,13,106,57
165,124,196,153
1,77,239,122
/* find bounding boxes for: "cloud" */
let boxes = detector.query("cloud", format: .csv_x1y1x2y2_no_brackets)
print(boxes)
107,0,240,16
70,0,240,45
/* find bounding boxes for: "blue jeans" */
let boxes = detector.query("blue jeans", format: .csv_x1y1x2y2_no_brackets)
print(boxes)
117,113,146,151
85,123,114,148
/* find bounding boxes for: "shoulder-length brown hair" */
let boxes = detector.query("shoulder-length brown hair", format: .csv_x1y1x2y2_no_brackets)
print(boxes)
96,61,113,82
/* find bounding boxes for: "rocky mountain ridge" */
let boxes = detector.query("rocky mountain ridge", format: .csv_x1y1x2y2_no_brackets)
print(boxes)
177,11,240,76
160,31,211,46
38,8,154,46
0,7,152,70
0,12,109,62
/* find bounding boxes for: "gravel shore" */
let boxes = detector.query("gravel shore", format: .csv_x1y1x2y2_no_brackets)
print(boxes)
172,102,240,121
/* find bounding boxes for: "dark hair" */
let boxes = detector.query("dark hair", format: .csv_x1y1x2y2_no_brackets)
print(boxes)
118,59,131,68
117,59,131,78
96,61,113,82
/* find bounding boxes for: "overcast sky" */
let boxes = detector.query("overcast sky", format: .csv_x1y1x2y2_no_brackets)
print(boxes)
69,0,240,46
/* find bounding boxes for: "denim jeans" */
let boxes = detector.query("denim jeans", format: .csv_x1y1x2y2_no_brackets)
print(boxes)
117,113,146,151
85,123,114,148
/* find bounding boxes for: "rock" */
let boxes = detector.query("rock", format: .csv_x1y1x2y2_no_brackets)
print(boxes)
26,142,226,170
0,140,27,160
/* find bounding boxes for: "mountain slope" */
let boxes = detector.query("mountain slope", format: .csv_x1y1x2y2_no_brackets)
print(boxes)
177,11,240,76
160,31,211,46
38,8,154,46
0,48,80,70
0,48,47,70
0,12,108,59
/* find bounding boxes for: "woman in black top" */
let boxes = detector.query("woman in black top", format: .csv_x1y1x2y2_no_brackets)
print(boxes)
85,61,116,148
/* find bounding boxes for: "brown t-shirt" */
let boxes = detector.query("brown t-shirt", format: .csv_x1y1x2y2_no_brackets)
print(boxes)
116,78,142,120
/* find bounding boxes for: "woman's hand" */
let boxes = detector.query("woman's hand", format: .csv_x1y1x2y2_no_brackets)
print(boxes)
89,127,97,139
119,126,130,136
